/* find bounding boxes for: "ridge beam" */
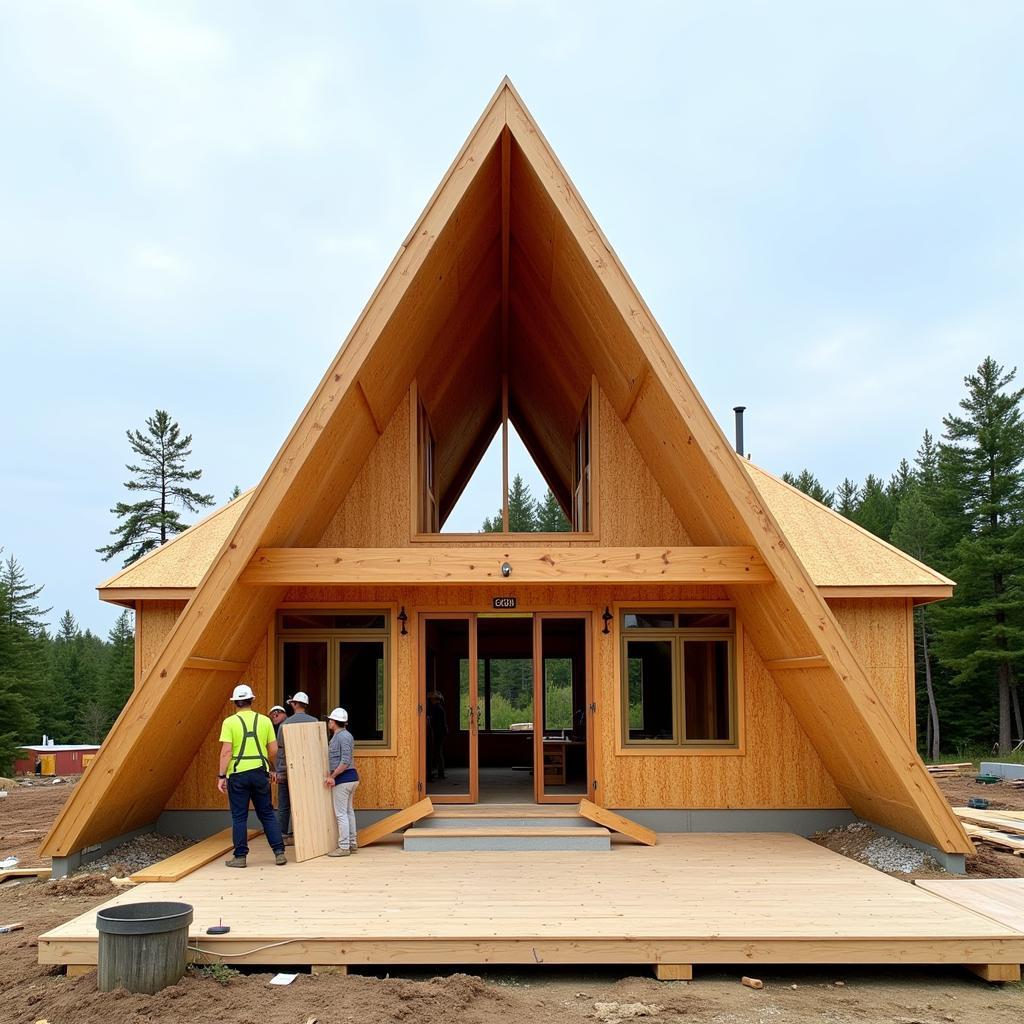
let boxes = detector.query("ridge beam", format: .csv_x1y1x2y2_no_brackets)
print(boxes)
240,546,773,586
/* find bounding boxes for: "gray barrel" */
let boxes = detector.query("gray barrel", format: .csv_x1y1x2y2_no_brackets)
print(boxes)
96,902,194,993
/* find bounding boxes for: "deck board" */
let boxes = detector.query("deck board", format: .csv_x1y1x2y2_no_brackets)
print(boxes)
916,878,1024,933
40,834,1024,968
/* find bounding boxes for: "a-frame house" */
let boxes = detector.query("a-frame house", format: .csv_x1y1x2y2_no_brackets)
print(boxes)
43,78,971,871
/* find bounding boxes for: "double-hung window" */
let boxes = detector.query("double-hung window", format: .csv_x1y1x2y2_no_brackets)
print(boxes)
621,609,736,747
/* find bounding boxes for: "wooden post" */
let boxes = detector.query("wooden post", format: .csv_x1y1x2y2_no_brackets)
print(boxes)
965,963,1021,983
654,964,693,981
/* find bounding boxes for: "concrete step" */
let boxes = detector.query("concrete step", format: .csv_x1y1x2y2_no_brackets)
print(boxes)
403,825,612,852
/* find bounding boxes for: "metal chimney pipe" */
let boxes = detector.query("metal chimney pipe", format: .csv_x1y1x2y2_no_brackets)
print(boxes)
732,406,746,456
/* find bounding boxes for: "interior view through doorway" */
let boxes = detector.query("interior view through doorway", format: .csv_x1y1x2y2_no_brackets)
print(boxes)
421,613,590,804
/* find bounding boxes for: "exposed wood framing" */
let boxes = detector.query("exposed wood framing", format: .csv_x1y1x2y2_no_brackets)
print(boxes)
240,546,773,585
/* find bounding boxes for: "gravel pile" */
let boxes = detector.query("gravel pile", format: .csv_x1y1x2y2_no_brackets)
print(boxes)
861,834,934,873
77,832,195,876
812,821,941,875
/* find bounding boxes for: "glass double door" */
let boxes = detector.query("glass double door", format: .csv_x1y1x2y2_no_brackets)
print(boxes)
421,612,591,804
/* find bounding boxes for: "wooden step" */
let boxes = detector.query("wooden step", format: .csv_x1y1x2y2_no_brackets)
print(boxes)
418,816,591,829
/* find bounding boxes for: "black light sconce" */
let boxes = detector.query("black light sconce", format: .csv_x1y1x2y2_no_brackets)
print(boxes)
601,607,613,635
398,607,408,636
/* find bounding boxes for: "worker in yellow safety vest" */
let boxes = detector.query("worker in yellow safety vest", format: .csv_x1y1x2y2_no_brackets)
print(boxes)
217,683,288,868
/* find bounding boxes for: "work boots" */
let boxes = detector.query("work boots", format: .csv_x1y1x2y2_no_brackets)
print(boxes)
225,856,246,868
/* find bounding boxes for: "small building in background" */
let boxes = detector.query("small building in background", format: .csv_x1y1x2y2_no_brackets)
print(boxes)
13,743,101,776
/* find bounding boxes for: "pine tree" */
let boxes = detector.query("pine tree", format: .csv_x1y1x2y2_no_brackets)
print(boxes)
891,488,945,759
101,610,135,730
507,474,537,532
1,553,51,631
479,474,540,532
782,469,835,508
0,561,40,772
836,478,860,519
98,410,214,566
229,485,242,500
854,473,896,540
932,358,1024,753
535,488,570,532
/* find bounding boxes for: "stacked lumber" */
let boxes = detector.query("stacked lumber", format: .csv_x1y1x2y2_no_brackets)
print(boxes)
926,762,973,777
954,808,1024,856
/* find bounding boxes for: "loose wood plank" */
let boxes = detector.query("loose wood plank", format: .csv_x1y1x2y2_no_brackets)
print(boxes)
284,721,338,862
961,823,1024,854
130,828,261,883
357,798,434,849
954,808,1024,834
579,799,656,846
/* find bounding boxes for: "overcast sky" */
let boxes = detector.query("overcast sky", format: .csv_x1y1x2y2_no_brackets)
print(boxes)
1,1,1022,635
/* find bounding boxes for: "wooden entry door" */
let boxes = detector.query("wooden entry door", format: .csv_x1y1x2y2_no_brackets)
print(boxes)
420,614,478,803
533,613,593,803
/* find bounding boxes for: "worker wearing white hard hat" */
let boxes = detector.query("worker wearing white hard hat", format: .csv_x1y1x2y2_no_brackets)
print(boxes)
217,683,287,868
324,707,360,856
275,691,317,846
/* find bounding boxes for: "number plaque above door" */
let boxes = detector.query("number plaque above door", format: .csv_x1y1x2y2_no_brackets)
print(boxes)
492,596,517,609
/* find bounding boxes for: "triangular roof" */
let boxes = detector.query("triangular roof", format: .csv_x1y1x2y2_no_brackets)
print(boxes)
96,467,954,600
45,79,969,857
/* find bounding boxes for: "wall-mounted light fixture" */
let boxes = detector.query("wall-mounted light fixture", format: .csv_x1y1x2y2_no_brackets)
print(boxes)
398,607,408,636
602,607,613,635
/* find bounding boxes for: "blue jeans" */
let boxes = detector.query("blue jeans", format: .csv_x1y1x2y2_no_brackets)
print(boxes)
227,768,284,857
277,777,291,836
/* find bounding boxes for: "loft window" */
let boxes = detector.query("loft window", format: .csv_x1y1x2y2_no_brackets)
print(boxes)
277,609,390,746
413,378,595,534
416,395,438,532
621,609,736,747
572,393,591,531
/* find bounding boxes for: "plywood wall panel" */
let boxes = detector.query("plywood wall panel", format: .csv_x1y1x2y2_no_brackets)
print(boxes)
137,601,187,685
596,386,692,547
828,598,914,743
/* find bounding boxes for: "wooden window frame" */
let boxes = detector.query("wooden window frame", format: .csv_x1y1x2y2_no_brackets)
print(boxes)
612,601,745,756
409,378,599,540
275,605,397,754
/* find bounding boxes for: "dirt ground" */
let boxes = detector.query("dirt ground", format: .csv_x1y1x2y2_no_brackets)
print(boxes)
2,773,1024,1023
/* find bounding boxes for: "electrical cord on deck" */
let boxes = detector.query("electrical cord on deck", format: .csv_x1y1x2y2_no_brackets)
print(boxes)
187,939,302,958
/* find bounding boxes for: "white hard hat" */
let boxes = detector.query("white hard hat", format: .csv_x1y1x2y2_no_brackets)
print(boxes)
269,705,286,714
328,707,348,723
231,684,255,701
288,691,310,705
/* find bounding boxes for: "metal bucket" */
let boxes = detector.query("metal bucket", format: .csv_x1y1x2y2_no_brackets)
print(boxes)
96,901,194,993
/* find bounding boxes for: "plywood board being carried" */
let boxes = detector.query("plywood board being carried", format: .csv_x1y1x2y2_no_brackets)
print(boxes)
283,722,338,862
130,828,262,883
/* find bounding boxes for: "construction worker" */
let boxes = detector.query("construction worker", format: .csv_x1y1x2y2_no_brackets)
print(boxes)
217,683,287,868
323,707,360,856
275,691,317,846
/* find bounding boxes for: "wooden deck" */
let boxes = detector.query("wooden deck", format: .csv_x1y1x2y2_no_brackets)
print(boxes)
39,834,1024,973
